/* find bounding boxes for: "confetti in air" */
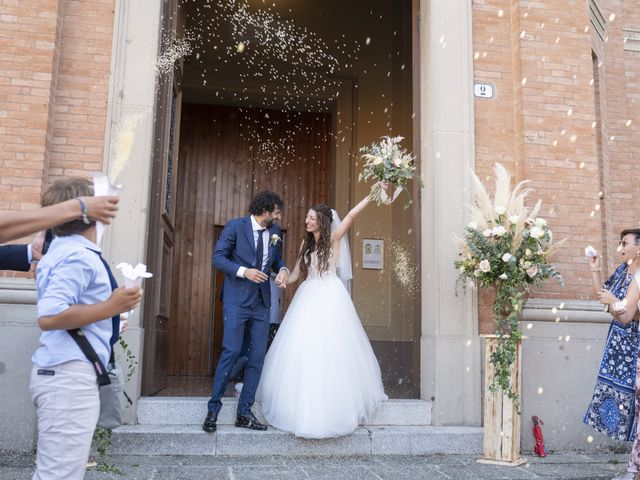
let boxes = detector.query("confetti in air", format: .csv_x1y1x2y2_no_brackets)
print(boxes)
109,114,143,182
179,0,365,170
155,35,193,76
389,241,419,293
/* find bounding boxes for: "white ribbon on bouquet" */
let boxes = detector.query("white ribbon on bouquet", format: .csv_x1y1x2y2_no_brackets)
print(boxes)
379,186,403,205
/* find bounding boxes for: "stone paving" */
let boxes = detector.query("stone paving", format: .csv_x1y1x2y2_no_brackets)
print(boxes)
0,451,631,479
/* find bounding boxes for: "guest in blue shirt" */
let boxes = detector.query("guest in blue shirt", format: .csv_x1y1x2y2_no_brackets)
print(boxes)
29,177,142,480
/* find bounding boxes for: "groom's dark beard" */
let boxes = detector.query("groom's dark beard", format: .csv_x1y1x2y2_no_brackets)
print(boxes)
264,218,276,228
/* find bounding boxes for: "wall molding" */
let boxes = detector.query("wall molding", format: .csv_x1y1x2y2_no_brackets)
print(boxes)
522,298,611,324
624,28,640,52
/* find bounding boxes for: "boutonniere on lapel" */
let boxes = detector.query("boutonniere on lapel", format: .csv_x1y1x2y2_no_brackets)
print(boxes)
270,234,282,246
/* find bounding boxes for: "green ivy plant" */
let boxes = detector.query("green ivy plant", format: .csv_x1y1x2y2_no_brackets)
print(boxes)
90,335,138,474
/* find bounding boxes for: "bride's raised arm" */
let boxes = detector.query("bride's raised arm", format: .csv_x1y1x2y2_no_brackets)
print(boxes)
331,182,388,243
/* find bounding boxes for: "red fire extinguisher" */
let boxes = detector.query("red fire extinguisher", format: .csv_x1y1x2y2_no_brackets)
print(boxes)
532,416,547,457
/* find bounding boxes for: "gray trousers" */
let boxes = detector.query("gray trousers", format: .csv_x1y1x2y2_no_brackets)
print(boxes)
30,360,100,480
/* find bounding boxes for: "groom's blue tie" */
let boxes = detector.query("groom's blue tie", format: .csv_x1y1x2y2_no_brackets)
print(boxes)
256,228,265,272
255,229,270,306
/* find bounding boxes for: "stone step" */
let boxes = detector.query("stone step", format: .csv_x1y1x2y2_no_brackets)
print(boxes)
136,397,432,426
109,425,483,456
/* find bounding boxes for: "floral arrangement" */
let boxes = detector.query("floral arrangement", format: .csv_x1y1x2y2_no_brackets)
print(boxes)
358,135,423,206
455,163,564,404
270,233,282,246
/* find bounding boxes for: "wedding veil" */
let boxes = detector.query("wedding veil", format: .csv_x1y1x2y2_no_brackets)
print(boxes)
330,209,353,292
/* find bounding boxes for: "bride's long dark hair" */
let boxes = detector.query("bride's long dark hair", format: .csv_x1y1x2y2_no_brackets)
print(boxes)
298,204,333,276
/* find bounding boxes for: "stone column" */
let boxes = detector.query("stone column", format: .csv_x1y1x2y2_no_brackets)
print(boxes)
419,0,481,426
101,0,163,417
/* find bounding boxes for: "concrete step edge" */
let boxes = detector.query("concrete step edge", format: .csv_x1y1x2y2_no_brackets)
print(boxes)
109,425,483,456
136,397,432,426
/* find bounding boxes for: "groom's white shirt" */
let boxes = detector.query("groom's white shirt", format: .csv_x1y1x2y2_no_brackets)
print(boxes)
236,215,270,278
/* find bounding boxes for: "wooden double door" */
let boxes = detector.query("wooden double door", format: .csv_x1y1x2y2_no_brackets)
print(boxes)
164,103,332,386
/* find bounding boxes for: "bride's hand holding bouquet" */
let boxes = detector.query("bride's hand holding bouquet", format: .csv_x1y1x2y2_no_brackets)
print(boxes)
358,136,423,206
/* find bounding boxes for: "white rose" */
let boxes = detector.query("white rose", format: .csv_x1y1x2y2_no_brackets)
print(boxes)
468,221,478,230
492,226,507,237
502,253,512,262
530,226,545,239
509,215,520,224
482,229,492,237
495,206,507,216
525,249,532,257
479,259,491,273
535,217,547,227
499,273,508,280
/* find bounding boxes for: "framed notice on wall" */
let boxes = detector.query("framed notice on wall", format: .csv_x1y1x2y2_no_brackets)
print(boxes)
362,239,384,270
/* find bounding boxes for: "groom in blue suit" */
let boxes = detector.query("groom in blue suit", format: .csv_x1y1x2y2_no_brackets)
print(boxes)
204,191,289,433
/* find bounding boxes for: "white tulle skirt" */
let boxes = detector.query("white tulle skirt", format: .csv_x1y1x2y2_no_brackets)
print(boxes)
257,275,388,438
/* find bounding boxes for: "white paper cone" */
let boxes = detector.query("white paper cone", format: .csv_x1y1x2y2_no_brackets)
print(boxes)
92,173,121,246
584,245,598,258
124,277,143,289
115,262,152,316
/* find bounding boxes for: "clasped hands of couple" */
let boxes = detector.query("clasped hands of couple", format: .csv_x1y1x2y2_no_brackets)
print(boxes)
244,268,289,288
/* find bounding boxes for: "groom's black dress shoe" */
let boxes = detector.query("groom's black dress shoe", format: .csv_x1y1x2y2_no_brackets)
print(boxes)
236,413,268,431
202,412,217,433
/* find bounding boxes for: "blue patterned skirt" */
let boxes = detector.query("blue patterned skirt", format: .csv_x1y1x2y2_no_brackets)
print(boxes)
584,320,640,441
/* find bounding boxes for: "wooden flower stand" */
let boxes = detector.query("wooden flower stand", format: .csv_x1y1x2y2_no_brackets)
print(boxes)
477,335,526,466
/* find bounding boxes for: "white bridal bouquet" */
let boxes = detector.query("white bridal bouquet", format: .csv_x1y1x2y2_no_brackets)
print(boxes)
358,135,423,206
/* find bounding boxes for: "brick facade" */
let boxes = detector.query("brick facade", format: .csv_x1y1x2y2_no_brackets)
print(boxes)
0,0,114,211
1,0,638,328
473,0,640,332
0,0,114,280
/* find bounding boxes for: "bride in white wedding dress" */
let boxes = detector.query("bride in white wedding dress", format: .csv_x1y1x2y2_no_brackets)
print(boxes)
257,190,388,439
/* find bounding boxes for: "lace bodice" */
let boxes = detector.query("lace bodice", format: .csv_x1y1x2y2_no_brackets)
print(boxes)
307,247,339,280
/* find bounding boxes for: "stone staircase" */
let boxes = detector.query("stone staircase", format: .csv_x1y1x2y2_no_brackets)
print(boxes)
109,397,483,456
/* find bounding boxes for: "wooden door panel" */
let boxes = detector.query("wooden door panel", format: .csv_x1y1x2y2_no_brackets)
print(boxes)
142,0,183,394
169,104,331,377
